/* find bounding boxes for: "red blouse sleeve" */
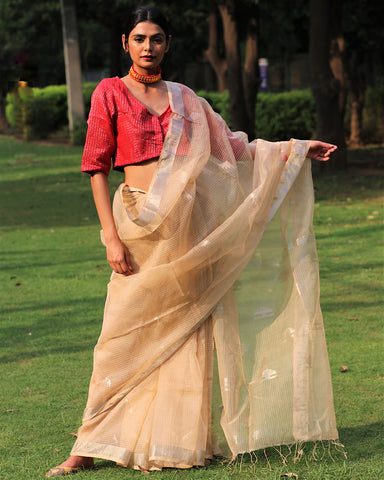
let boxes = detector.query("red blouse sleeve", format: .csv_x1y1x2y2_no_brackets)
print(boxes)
81,80,117,176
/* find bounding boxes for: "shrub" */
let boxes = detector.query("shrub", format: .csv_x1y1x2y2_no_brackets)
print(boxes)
83,82,98,112
5,91,22,132
255,89,316,141
362,85,384,143
197,89,316,141
196,90,231,127
5,81,35,140
31,85,68,138
70,119,88,146
5,82,98,140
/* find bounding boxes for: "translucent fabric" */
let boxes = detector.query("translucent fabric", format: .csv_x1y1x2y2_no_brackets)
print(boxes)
71,82,338,470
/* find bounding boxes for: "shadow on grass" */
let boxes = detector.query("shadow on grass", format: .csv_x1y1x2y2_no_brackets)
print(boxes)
339,422,384,459
323,300,383,312
89,459,218,476
315,223,383,241
0,295,105,364
1,153,122,228
230,422,384,467
0,174,97,228
0,339,98,365
319,259,383,275
0,247,105,272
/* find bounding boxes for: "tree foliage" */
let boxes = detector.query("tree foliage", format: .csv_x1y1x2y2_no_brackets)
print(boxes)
0,0,382,157
0,0,63,126
0,0,64,86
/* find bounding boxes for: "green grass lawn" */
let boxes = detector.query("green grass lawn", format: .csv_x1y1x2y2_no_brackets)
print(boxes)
0,136,383,479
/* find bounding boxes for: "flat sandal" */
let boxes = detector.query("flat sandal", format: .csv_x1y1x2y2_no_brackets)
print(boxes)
45,466,83,477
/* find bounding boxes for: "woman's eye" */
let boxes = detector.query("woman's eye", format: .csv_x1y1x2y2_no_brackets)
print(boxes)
132,36,163,44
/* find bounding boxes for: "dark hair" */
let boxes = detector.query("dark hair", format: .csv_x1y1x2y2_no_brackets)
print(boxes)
122,5,171,39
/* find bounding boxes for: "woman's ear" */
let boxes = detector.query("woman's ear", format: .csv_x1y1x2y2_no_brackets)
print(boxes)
122,34,128,53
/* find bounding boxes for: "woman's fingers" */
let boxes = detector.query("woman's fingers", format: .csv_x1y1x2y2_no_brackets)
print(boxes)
110,259,133,276
322,144,337,160
111,261,131,275
308,141,338,161
107,241,134,275
112,255,133,275
122,245,134,275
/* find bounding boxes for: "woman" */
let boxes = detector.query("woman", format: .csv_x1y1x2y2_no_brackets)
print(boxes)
46,5,338,477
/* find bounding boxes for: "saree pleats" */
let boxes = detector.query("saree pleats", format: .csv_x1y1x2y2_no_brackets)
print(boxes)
71,82,338,469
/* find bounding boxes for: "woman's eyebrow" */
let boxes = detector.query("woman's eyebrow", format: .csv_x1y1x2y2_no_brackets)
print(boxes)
132,33,165,39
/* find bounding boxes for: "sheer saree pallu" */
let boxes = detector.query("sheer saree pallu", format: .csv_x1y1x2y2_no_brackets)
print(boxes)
71,82,338,469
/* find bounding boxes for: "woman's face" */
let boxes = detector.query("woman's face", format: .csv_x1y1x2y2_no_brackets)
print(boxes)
122,21,169,75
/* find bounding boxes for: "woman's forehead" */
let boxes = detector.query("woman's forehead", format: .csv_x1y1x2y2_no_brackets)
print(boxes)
129,21,166,37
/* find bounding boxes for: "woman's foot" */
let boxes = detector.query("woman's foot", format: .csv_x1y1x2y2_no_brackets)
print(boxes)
45,456,94,477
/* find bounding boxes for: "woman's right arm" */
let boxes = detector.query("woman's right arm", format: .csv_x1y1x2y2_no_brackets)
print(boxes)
91,172,133,276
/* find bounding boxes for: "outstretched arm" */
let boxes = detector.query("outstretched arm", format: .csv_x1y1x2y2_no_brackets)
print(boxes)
249,139,337,162
307,140,337,161
90,172,133,276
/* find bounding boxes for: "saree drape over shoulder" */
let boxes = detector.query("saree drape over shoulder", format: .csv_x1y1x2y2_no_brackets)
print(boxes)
71,82,338,470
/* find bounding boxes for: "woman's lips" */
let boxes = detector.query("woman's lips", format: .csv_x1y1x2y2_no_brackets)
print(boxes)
141,56,154,60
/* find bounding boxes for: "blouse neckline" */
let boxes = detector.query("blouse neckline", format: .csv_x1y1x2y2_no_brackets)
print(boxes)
116,76,171,118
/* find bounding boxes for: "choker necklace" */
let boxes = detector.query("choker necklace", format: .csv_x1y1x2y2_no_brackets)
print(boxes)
129,65,162,84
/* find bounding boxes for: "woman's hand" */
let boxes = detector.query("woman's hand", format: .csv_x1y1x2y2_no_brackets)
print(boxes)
106,237,134,276
90,173,134,276
307,140,337,161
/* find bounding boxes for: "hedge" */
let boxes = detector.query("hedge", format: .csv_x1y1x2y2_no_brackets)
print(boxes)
6,82,97,142
197,88,316,140
362,85,384,144
196,90,232,126
6,82,384,144
255,90,316,141
198,87,384,144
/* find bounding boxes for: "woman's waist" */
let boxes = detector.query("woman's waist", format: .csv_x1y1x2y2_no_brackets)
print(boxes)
123,157,159,191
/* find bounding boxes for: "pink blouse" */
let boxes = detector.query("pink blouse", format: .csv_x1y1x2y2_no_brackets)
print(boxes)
81,77,172,176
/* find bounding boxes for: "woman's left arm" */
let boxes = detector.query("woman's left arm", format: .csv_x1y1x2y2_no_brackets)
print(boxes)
248,140,337,162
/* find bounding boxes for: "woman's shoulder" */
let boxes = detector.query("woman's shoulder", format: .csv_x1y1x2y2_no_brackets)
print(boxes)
93,77,122,96
89,77,123,115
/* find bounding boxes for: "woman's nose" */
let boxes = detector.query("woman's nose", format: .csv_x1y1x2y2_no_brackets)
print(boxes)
144,38,151,51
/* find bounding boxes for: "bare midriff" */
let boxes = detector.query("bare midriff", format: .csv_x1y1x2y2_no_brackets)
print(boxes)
123,157,159,192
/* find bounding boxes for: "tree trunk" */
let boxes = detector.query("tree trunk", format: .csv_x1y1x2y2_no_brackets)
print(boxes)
205,6,228,93
242,4,260,140
60,0,84,131
218,1,250,135
349,95,364,147
348,52,365,146
309,0,347,170
329,0,348,120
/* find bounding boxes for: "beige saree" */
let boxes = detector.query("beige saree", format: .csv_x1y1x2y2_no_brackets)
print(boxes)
71,82,338,469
